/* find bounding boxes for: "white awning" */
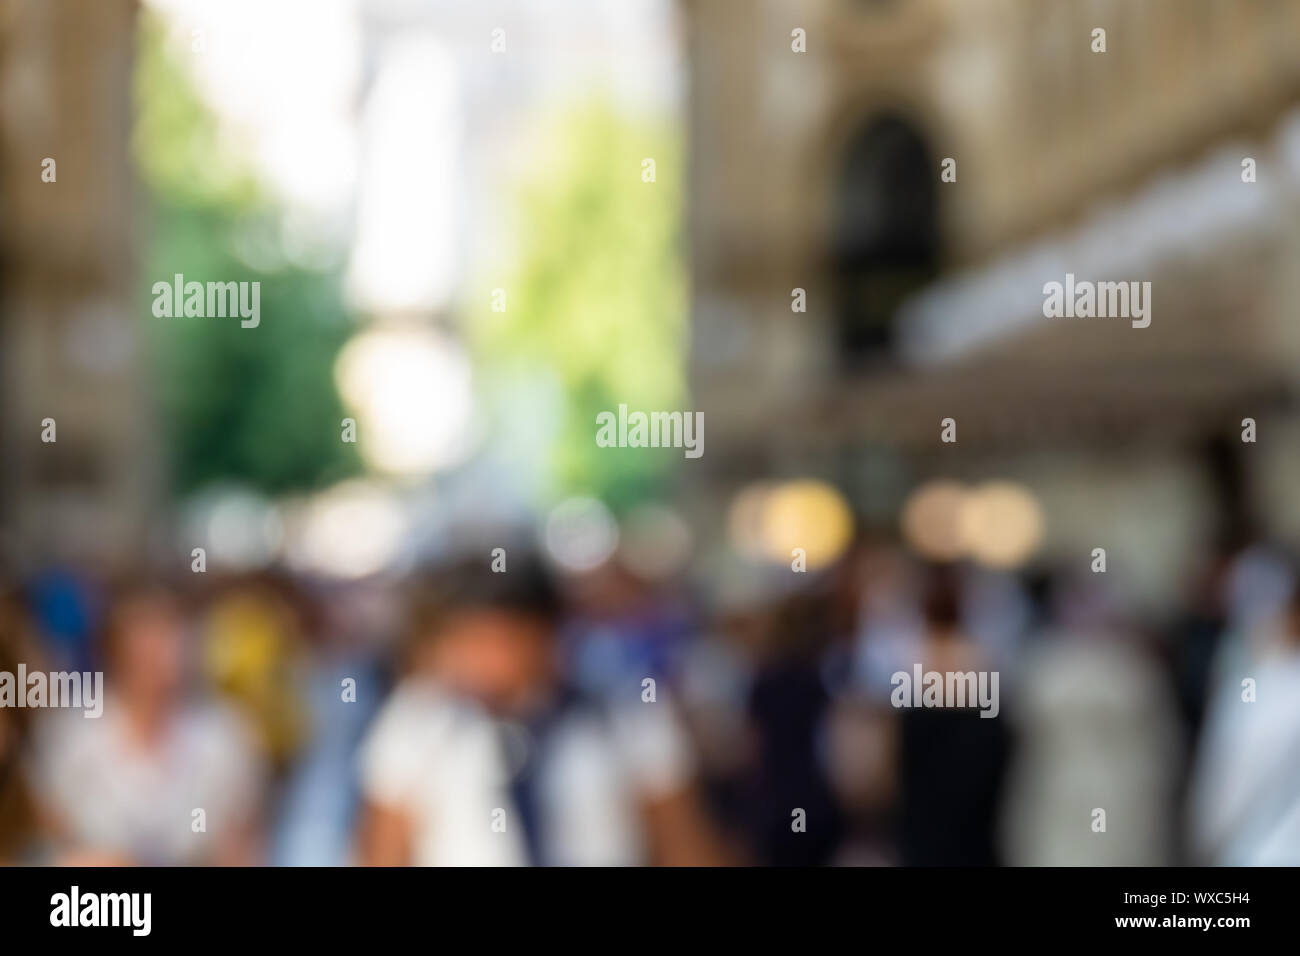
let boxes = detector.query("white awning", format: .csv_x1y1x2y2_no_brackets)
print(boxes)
897,108,1300,366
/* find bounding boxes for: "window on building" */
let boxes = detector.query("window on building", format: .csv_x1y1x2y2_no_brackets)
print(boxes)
832,114,938,366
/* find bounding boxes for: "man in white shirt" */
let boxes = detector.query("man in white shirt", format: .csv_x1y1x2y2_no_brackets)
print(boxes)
357,558,725,866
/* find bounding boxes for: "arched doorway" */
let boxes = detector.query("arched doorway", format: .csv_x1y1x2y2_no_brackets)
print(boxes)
832,114,939,365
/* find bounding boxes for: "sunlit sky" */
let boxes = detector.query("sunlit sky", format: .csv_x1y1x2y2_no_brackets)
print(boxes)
146,0,681,313
144,0,684,572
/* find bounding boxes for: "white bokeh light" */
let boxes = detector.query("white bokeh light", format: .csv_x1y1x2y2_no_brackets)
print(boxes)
544,497,619,573
285,481,406,579
335,326,475,477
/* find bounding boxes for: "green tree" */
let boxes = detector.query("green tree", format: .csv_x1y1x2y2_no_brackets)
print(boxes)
475,105,687,509
134,15,359,497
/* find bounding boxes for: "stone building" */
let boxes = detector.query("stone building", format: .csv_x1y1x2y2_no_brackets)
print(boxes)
683,0,1300,604
0,0,156,571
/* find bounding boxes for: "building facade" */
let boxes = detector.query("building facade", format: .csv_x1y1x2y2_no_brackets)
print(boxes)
0,0,156,571
683,0,1300,604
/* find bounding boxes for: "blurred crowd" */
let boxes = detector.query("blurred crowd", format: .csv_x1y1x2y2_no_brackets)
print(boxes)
3,522,1300,867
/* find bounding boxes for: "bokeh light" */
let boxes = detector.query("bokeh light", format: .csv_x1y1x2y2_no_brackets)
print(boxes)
334,326,475,477
902,479,1044,568
544,497,619,573
728,479,854,570
283,480,405,579
618,503,692,580
960,481,1045,569
901,480,969,562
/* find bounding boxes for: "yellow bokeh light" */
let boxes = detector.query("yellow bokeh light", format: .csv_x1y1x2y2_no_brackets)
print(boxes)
901,480,969,562
739,479,855,570
960,481,1044,569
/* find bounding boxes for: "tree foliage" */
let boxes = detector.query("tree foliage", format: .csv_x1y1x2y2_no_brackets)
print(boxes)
474,105,686,508
134,15,359,497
